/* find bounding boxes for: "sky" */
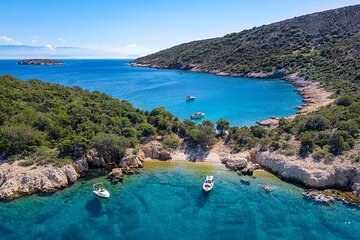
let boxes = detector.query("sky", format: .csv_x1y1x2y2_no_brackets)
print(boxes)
0,0,359,59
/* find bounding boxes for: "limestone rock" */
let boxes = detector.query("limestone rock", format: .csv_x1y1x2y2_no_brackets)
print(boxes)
224,158,247,171
63,165,79,183
0,162,72,200
141,141,172,160
85,148,106,167
73,157,89,174
108,168,123,182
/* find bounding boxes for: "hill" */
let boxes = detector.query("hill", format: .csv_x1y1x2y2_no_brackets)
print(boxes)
132,5,360,94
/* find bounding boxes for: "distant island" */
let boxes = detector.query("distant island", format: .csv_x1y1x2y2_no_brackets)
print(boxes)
17,59,65,66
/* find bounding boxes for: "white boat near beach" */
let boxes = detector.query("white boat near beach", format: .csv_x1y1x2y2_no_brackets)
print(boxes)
93,183,110,198
203,175,214,192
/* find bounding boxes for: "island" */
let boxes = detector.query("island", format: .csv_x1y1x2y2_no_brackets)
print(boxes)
17,59,65,65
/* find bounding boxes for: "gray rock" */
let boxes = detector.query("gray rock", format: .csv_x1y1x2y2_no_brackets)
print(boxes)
142,141,172,160
108,168,123,182
224,158,247,171
73,157,89,174
85,148,106,167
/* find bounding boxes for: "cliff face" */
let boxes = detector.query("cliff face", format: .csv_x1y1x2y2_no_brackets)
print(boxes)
254,151,360,197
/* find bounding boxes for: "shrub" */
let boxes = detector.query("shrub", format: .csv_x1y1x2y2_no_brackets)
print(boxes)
189,124,216,149
299,131,315,156
312,147,328,160
329,131,350,154
301,115,330,132
0,125,41,155
336,95,354,106
137,123,156,138
162,134,180,150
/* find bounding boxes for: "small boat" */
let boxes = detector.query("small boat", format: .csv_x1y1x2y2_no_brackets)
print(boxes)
93,183,110,198
241,179,251,185
186,96,196,101
190,112,205,119
203,175,214,192
262,185,273,193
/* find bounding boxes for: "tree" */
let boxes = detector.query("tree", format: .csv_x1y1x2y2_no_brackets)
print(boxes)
299,131,315,156
301,115,330,132
92,133,130,160
137,123,156,138
162,134,180,150
0,125,41,155
216,118,230,136
189,124,216,149
329,131,350,154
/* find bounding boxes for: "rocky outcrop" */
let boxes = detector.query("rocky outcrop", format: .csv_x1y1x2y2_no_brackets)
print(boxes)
108,168,124,183
254,151,360,197
141,141,172,160
84,148,106,167
0,162,78,200
221,156,247,171
303,189,335,204
73,157,89,175
119,148,144,168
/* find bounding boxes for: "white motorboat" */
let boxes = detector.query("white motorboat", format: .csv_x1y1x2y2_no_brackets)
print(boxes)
203,175,214,192
186,96,196,101
93,183,110,198
190,112,205,119
262,185,273,193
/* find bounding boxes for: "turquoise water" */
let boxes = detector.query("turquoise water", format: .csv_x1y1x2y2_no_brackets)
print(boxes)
0,59,302,126
0,162,359,240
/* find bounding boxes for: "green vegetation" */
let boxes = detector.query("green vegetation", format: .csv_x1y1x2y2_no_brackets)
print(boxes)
133,5,360,160
0,75,224,165
0,75,189,165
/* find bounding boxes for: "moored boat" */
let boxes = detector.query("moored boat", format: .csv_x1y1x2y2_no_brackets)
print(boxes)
190,112,205,119
241,178,251,185
93,183,110,198
203,175,214,192
186,96,196,101
262,185,273,193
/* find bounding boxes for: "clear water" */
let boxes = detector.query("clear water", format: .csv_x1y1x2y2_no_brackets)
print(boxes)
0,59,302,126
1,60,357,239
0,162,358,240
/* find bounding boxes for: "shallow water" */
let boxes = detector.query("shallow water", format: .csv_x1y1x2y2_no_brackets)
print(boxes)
0,162,358,240
0,59,302,126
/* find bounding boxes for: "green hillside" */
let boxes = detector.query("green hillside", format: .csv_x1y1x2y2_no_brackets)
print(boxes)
133,5,360,94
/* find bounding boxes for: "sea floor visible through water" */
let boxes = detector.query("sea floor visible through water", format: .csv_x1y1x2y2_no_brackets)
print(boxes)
0,161,359,240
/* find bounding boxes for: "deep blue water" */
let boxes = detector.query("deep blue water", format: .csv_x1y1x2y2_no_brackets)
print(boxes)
0,59,302,126
0,162,359,240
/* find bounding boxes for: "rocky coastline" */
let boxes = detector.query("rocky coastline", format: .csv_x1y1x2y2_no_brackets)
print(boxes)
0,141,174,200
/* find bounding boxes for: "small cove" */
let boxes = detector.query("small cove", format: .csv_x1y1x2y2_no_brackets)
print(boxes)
0,59,302,126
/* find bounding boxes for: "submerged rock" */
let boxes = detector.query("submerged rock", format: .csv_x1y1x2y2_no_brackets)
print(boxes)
303,189,335,204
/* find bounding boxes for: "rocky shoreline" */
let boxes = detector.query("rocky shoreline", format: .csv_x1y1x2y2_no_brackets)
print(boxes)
0,141,173,200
